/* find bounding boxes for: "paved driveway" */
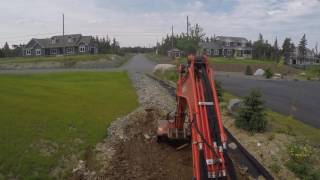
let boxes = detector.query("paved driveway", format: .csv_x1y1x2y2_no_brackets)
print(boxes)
120,54,156,72
215,73,320,128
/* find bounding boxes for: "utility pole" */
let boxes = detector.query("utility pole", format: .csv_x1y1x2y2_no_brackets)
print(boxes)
171,25,174,49
62,14,65,55
187,16,189,38
63,14,65,36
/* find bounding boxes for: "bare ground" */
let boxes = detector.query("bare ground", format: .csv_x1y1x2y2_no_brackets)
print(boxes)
72,73,193,179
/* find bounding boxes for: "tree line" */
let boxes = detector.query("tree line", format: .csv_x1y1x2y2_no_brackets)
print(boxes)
0,42,24,58
157,23,318,63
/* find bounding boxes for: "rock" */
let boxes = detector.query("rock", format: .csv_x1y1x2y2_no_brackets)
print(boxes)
239,166,249,175
228,142,237,150
254,68,265,76
153,64,176,73
273,73,282,79
144,134,151,140
227,99,242,115
257,142,262,147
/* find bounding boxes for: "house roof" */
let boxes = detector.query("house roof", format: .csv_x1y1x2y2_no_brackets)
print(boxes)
25,34,94,49
168,48,181,52
215,36,248,43
199,41,223,49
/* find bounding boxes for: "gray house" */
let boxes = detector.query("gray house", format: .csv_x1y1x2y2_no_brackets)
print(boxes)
167,48,182,58
23,34,98,56
199,36,252,58
287,47,320,65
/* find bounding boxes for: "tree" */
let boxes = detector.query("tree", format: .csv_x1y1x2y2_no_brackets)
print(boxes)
264,68,273,79
235,89,267,132
253,33,266,60
273,37,280,62
298,34,307,62
0,48,4,58
245,65,253,75
282,38,292,64
3,42,11,57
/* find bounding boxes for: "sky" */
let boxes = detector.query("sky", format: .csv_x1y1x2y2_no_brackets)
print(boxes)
0,0,319,48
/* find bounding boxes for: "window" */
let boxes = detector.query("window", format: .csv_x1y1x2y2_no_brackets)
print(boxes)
79,45,86,53
51,38,56,44
227,49,232,55
66,47,74,54
225,41,230,47
26,49,31,56
50,48,57,55
214,49,219,55
68,37,74,43
35,49,41,56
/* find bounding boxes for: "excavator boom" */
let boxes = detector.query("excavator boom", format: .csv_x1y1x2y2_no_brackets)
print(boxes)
157,55,231,179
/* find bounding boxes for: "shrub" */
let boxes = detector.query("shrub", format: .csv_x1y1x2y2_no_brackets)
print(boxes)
245,65,253,75
235,89,267,132
264,68,273,79
215,81,223,102
270,162,281,174
286,143,319,179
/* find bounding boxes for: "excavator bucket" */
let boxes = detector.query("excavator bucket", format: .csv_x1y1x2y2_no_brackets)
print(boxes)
156,120,170,142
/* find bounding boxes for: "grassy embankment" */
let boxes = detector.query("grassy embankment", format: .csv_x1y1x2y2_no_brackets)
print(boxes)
0,54,132,67
147,53,301,76
0,72,138,179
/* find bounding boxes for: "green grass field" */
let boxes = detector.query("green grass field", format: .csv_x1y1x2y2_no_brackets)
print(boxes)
0,54,128,64
0,72,138,179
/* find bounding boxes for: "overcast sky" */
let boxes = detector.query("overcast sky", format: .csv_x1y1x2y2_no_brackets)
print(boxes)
0,0,319,48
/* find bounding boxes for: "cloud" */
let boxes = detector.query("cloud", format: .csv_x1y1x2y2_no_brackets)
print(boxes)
0,0,319,47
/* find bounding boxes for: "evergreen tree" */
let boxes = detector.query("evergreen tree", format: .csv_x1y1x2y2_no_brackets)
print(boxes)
253,33,265,60
3,42,11,57
282,38,292,64
0,48,4,58
273,38,280,62
235,89,267,132
298,34,307,62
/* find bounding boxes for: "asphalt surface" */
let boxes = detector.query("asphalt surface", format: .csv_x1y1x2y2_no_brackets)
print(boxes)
120,54,156,72
215,73,320,128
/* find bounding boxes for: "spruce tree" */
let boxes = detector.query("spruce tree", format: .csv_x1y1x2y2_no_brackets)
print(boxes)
298,34,307,62
3,42,11,57
273,38,280,62
282,38,292,64
235,89,267,132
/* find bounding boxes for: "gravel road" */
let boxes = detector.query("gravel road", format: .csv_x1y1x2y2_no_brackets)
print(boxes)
215,72,320,128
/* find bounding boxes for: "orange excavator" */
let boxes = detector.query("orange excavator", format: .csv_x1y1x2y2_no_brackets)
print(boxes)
157,55,236,179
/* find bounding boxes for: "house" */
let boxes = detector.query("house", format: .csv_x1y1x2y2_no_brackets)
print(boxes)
287,47,320,65
23,34,98,56
199,36,252,58
167,48,182,58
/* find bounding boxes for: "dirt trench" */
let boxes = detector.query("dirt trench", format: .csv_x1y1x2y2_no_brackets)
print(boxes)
72,73,193,179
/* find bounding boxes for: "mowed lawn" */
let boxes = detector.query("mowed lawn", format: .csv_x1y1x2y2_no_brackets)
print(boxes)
0,72,138,179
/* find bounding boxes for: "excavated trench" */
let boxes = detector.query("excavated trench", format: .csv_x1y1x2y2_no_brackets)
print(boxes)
72,73,249,180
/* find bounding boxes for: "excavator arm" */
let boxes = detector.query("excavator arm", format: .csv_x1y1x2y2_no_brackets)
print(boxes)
157,55,233,179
